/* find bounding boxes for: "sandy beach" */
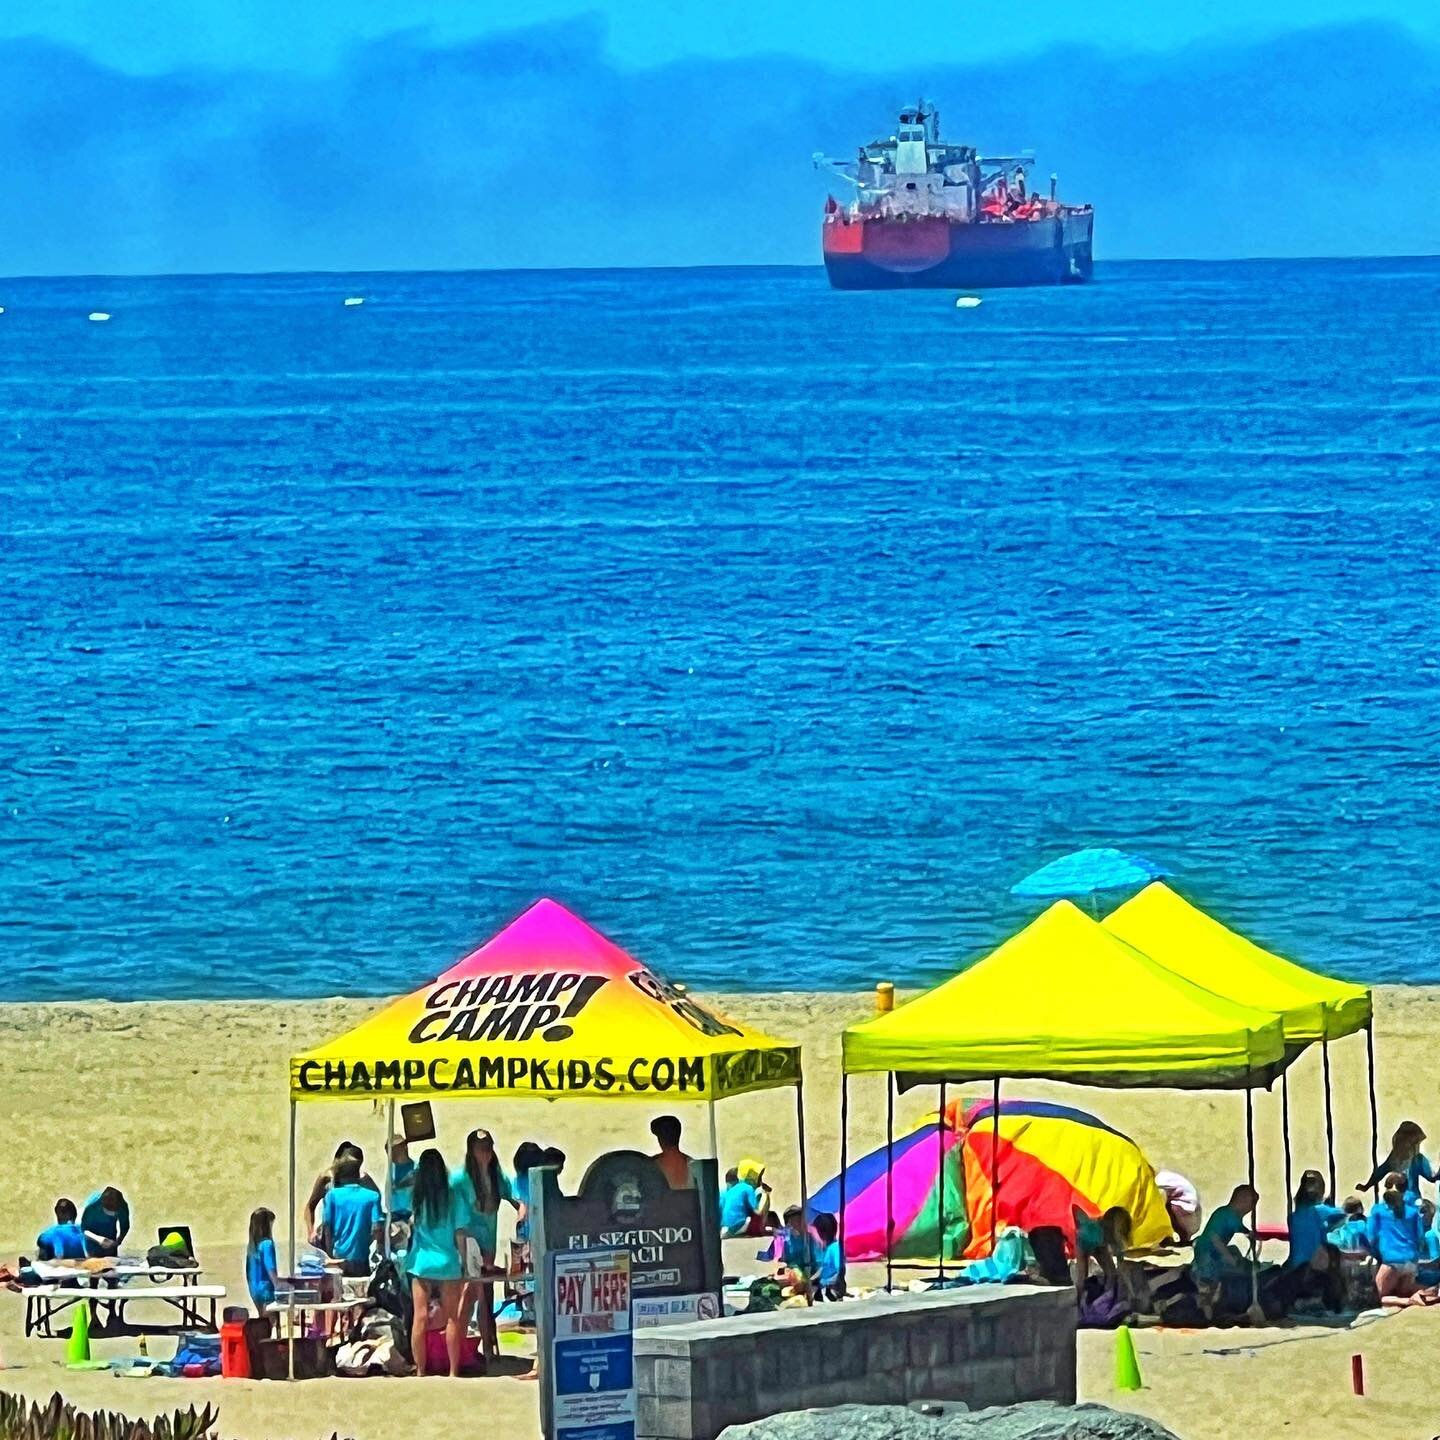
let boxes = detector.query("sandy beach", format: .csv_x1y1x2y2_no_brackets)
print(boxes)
2,985,1438,1438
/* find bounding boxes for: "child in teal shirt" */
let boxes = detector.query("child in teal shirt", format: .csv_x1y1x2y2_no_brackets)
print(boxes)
1192,1184,1258,1317
777,1205,819,1295
814,1211,846,1301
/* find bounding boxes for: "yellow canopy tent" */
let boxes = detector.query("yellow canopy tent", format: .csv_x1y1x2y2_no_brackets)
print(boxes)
1102,882,1370,1045
838,900,1288,1284
1103,881,1376,1198
286,898,805,1284
844,899,1287,1088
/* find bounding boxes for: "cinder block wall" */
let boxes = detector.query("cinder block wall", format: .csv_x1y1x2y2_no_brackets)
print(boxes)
632,1284,1077,1440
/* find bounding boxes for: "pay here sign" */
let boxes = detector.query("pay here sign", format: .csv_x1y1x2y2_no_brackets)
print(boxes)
550,1248,635,1440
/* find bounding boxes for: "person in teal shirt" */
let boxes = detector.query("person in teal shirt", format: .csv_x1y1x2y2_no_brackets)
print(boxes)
452,1128,518,1363
406,1148,467,1377
1421,1200,1440,1262
720,1161,775,1237
1334,1196,1370,1252
1359,1122,1435,1201
1192,1185,1257,1279
388,1138,416,1222
1366,1172,1433,1302
1270,1171,1346,1313
1285,1171,1347,1270
320,1155,383,1276
1073,1205,1131,1310
37,1199,87,1262
245,1207,279,1314
777,1205,819,1296
81,1188,130,1258
814,1211,846,1301
1192,1184,1258,1317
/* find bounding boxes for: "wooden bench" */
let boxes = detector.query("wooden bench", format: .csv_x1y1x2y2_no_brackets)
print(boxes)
25,1284,227,1337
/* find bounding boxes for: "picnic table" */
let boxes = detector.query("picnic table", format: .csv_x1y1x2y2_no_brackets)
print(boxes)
23,1263,224,1338
266,1296,374,1332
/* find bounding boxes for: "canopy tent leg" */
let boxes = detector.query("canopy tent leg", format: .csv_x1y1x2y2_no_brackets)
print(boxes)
990,1077,1002,1256
383,1100,395,1259
1322,1039,1337,1202
885,1073,895,1293
1281,1071,1293,1210
1245,1088,1260,1320
287,1098,297,1382
937,1082,947,1283
794,1080,811,1303
707,1100,719,1162
1245,1086,1257,1196
838,1073,850,1255
1366,1018,1379,1188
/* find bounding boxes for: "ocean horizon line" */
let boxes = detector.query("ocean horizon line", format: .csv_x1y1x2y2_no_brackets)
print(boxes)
1,252,1438,286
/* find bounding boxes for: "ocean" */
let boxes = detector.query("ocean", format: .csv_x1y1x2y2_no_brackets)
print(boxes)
1,259,1437,1002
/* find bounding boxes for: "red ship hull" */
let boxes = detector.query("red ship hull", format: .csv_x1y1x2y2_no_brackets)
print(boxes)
822,210,1094,289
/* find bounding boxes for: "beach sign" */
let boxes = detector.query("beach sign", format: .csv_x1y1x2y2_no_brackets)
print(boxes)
290,898,800,1102
529,1150,724,1311
546,1247,635,1440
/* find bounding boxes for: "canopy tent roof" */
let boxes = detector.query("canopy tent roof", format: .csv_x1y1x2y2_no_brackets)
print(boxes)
1011,848,1169,900
290,898,800,1103
842,900,1287,1090
1102,882,1371,1044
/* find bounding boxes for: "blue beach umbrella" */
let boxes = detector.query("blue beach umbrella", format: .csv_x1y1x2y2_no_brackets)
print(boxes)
1011,847,1168,915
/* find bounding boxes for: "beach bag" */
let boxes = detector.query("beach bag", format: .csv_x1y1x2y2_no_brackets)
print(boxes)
746,1278,784,1314
367,1257,413,1362
1078,1288,1129,1329
335,1335,405,1377
146,1245,198,1270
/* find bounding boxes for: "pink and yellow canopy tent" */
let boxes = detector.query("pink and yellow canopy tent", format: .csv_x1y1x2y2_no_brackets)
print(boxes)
286,898,805,1274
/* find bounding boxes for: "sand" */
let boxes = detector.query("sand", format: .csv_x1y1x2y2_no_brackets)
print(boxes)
1,985,1437,1439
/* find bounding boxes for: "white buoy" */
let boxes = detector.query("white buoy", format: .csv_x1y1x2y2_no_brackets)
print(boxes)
343,297,365,307
0,306,6,315
955,296,983,308
88,311,111,322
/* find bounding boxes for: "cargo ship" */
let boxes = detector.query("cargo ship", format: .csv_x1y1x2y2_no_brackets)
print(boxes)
814,102,1093,290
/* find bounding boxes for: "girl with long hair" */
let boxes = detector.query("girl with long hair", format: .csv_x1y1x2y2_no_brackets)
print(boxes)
1366,1170,1436,1305
406,1147,467,1376
245,1207,278,1317
1271,1169,1347,1313
453,1128,518,1362
1360,1121,1435,1200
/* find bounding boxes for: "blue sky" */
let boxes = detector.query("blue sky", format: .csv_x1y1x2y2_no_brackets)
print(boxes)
1,5,1437,273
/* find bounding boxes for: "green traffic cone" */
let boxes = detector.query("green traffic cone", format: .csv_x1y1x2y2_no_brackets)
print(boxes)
66,1300,91,1366
1113,1323,1142,1391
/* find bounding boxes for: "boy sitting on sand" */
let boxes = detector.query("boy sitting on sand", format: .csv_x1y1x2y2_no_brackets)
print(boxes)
1191,1183,1259,1318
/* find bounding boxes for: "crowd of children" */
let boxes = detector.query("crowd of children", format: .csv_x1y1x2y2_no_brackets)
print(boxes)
1175,1119,1440,1320
239,1116,710,1376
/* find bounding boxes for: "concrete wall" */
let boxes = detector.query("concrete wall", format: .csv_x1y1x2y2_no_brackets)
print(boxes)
632,1284,1076,1440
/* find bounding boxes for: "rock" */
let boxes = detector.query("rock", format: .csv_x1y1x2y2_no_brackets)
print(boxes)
719,1401,1180,1440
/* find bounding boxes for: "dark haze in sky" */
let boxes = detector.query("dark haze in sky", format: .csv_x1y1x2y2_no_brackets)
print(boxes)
3,18,1436,274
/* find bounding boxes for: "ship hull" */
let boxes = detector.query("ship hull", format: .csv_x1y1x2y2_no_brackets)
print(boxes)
823,211,1094,290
